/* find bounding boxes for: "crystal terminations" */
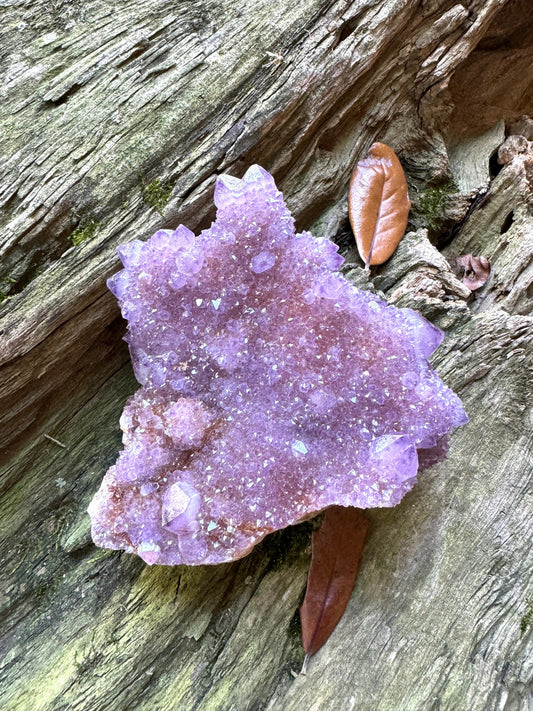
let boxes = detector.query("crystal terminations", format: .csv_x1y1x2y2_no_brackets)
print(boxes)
88,165,468,566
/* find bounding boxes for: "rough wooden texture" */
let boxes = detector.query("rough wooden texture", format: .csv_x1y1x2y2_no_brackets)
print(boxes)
1,1,532,710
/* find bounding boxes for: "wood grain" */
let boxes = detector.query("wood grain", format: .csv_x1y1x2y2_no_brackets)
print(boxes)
1,1,531,710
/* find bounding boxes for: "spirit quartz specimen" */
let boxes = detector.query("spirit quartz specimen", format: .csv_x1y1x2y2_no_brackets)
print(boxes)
88,165,467,566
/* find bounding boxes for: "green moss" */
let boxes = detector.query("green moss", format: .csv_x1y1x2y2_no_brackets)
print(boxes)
520,599,533,636
141,176,174,216
0,276,16,303
70,219,99,247
418,181,457,232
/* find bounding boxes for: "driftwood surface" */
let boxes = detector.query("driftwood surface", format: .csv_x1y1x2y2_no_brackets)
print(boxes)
1,1,532,709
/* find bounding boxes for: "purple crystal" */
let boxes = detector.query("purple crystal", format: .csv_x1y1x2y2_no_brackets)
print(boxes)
88,165,468,566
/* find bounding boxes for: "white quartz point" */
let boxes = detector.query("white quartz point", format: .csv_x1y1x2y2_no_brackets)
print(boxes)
243,164,274,184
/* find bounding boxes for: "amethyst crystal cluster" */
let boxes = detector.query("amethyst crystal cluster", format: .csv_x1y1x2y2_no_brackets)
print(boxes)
88,165,467,566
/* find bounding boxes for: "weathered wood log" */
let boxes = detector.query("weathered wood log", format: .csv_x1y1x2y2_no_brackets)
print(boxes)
1,1,532,709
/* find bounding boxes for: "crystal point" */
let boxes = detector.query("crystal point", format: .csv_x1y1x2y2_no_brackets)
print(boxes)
243,164,274,184
214,174,243,207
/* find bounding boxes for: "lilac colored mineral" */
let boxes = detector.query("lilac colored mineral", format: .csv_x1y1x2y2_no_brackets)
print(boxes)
88,165,468,566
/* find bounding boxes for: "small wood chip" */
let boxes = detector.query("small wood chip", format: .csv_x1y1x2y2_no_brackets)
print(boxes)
43,434,67,448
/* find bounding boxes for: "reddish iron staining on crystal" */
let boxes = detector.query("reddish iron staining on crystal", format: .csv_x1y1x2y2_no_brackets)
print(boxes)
348,142,411,268
88,165,467,566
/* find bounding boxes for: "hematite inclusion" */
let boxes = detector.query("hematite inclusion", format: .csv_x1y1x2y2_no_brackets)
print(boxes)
88,165,468,565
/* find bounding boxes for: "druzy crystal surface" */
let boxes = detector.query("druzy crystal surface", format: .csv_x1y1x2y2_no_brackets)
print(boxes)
88,165,468,566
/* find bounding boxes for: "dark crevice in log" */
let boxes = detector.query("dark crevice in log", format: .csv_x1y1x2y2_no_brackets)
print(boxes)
500,210,514,234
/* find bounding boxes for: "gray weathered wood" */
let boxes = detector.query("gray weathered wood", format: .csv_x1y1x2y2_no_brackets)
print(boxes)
1,1,532,709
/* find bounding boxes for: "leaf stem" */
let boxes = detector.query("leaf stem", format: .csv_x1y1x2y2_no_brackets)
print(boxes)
300,653,310,676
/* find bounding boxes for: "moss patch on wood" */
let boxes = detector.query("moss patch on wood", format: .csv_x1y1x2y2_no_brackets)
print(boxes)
520,599,533,636
140,176,174,217
70,219,100,247
418,182,457,232
0,276,16,303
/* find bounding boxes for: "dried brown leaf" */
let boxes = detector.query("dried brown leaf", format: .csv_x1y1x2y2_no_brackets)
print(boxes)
348,142,411,268
300,506,369,658
455,253,491,290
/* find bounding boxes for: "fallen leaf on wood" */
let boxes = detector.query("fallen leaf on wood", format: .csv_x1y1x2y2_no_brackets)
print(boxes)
300,506,369,660
348,142,411,268
455,253,491,290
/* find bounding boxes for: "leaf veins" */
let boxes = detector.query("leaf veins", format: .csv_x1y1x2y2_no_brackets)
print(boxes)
348,142,411,268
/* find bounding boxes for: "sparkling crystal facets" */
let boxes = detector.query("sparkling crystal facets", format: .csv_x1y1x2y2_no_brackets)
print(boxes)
88,165,468,566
